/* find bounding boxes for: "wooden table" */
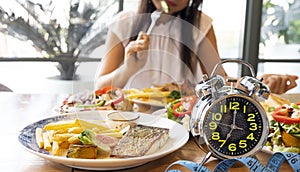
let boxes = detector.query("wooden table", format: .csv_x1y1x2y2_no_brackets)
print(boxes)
1,92,297,172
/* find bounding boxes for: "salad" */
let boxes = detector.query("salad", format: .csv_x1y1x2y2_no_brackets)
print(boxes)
59,86,132,113
265,102,300,153
161,95,197,129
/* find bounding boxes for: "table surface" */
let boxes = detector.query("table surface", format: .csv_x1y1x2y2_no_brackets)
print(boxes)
1,92,298,172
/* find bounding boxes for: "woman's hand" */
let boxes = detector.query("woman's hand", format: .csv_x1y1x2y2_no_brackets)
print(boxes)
262,74,298,94
124,32,149,69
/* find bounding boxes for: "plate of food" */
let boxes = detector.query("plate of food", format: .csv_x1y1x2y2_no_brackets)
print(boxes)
18,110,189,170
57,87,133,113
261,94,300,154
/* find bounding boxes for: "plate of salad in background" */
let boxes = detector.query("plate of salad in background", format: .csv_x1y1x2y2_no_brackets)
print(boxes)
262,95,300,154
56,86,133,113
152,95,197,130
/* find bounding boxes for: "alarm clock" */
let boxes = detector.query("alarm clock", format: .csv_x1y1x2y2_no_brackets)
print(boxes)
190,59,270,163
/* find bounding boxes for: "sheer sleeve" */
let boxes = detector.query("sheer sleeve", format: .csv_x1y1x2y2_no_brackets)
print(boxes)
107,11,137,47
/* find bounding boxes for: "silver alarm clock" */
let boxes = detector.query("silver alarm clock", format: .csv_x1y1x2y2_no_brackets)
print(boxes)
190,59,270,164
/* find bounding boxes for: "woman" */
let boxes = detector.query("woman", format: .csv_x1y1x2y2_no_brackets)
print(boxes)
95,0,298,95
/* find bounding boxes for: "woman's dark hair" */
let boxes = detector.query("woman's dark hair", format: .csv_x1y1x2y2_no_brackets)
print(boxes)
131,0,204,73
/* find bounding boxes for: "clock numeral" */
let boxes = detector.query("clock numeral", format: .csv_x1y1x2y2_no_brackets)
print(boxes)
209,122,217,130
228,143,236,151
246,133,255,141
247,113,256,121
211,132,220,140
249,123,257,131
220,104,227,113
218,139,226,148
239,140,247,148
212,113,222,121
243,105,247,113
229,101,240,110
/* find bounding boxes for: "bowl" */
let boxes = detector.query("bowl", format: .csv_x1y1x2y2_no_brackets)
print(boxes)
106,111,140,131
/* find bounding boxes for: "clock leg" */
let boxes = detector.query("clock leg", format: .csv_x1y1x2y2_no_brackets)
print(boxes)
199,152,212,166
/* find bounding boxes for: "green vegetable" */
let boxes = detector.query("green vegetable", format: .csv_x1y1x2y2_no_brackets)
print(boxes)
166,99,181,121
78,130,96,145
75,100,106,108
78,130,111,157
167,90,181,99
268,106,275,112
291,103,299,110
169,99,181,106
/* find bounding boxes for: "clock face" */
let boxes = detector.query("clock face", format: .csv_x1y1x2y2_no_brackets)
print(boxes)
202,95,268,158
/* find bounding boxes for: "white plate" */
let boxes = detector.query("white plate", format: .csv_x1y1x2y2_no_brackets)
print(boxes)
152,108,167,116
18,111,189,171
152,109,191,130
132,98,165,108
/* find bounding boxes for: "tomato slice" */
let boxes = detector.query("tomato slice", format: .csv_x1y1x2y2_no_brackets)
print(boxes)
172,96,196,118
95,86,117,96
272,114,300,124
95,86,124,106
110,89,124,106
271,103,300,124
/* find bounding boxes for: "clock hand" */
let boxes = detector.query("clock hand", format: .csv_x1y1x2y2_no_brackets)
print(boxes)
230,110,244,130
225,128,233,142
232,125,244,131
226,110,243,141
214,122,231,128
214,121,243,130
225,125,243,142
232,110,237,125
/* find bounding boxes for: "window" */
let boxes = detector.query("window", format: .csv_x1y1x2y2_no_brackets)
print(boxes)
0,0,119,58
202,0,247,77
258,0,300,92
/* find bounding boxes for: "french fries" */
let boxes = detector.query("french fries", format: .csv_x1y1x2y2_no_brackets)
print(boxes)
35,127,44,148
53,133,77,142
43,132,51,151
76,118,109,131
35,118,122,156
43,119,80,130
126,91,171,99
51,141,60,156
124,87,172,104
68,134,81,144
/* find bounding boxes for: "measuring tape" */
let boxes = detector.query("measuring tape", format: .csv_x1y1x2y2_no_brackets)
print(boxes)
165,152,300,172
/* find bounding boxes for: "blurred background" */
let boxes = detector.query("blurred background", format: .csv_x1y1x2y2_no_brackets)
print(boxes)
0,0,299,94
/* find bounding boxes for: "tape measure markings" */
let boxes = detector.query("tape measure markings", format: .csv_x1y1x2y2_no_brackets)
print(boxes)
165,152,300,172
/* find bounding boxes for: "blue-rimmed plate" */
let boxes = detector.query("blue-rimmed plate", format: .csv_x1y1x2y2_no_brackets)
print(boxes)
18,111,189,171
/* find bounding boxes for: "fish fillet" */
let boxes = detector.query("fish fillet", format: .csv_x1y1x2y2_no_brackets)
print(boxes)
111,125,169,157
